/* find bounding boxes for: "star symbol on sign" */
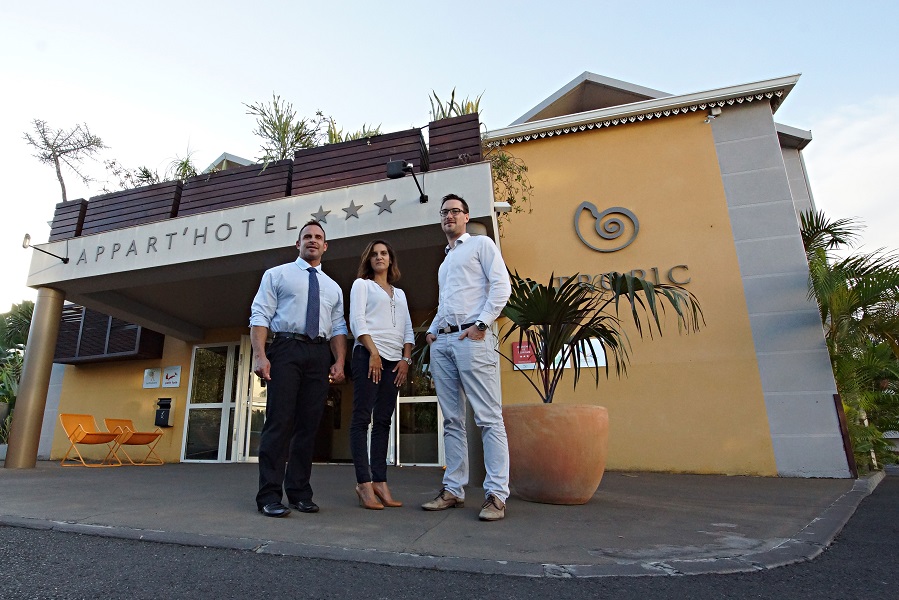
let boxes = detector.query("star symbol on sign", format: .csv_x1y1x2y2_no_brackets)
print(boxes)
374,195,396,215
311,206,331,223
342,200,362,219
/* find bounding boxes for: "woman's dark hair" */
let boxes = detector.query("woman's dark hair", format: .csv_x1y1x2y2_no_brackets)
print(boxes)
356,239,401,283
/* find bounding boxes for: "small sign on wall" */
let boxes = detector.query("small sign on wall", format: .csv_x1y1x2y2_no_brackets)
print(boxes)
511,342,537,370
162,366,182,388
143,368,161,388
575,338,606,368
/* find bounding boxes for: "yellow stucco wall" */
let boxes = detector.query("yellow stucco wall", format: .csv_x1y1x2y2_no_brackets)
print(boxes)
51,326,359,463
496,112,777,475
51,328,245,462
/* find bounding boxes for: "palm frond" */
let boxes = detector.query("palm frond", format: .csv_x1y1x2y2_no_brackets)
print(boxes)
499,271,703,403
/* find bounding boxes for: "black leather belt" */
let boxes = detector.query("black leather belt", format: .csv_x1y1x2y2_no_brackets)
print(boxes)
437,323,475,334
273,332,327,344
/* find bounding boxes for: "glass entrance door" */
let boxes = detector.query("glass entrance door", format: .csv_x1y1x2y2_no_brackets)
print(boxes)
396,396,444,466
182,343,239,462
234,335,266,462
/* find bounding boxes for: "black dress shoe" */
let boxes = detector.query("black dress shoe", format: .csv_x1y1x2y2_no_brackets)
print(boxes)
258,502,291,517
289,499,320,513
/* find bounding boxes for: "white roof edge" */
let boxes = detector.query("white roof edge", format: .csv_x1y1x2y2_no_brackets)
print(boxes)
775,122,813,150
510,72,672,126
488,74,801,141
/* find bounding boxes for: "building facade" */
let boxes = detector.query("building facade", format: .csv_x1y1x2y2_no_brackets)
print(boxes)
12,72,851,478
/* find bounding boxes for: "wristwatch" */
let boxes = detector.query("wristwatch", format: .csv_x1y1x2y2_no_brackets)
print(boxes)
402,357,413,365
475,320,488,332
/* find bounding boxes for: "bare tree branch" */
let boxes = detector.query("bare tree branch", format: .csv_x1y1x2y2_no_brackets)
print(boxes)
23,119,106,202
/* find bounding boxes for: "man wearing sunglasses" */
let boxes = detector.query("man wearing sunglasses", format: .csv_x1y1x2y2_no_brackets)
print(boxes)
422,193,512,521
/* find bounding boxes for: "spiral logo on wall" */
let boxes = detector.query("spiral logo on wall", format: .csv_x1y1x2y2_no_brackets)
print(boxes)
573,202,640,253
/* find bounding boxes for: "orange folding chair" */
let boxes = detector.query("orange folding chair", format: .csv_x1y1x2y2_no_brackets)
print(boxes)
59,414,122,467
105,418,164,466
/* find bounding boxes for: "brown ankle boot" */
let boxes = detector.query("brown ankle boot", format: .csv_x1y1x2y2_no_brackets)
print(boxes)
371,481,402,507
355,483,384,510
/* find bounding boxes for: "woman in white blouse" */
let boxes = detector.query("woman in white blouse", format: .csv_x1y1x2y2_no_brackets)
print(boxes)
349,239,414,509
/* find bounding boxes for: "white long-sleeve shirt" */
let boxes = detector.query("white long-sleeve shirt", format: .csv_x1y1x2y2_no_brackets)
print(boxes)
349,278,414,361
428,233,511,336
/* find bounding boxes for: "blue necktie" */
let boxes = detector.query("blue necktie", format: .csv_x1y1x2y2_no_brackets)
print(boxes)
305,267,320,339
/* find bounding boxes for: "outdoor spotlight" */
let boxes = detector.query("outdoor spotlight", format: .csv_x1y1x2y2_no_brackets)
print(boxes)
23,233,69,264
386,160,412,179
385,160,428,203
704,106,722,124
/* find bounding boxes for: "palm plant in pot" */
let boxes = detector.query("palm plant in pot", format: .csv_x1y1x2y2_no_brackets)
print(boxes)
499,271,703,504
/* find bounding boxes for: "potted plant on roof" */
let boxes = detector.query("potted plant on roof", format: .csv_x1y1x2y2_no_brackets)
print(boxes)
499,271,703,504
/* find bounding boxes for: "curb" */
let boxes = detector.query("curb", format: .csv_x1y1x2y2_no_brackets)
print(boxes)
0,471,886,578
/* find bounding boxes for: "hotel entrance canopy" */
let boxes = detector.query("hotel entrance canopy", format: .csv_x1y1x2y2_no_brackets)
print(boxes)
26,162,497,341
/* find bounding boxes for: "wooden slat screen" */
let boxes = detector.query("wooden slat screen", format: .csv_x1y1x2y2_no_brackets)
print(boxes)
107,317,140,354
48,199,88,242
178,160,292,216
427,113,482,171
292,129,428,196
53,304,165,364
54,304,84,359
81,181,182,236
78,309,110,356
41,118,483,244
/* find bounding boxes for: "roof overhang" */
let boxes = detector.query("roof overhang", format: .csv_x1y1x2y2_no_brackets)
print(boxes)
511,71,672,125
776,122,813,150
486,74,801,147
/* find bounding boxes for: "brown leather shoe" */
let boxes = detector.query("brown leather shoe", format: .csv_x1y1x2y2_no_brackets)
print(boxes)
421,488,464,511
478,494,505,521
371,481,402,507
355,482,384,510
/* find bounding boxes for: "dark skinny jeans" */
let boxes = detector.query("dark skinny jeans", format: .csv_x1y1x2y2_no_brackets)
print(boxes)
350,345,399,483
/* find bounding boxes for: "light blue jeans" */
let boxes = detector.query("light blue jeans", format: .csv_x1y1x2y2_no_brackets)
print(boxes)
430,330,510,502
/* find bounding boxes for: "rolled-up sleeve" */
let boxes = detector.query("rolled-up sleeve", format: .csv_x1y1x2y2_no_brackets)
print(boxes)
330,283,348,337
399,289,415,346
348,279,368,339
478,240,512,326
249,270,278,328
427,301,444,337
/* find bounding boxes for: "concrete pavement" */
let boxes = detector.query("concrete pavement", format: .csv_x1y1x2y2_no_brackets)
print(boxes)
0,461,884,578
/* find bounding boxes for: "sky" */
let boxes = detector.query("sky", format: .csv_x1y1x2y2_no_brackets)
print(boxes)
2,1,897,312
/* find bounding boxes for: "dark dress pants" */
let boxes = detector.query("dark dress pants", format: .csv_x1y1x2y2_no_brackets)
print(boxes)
256,337,331,508
350,345,399,483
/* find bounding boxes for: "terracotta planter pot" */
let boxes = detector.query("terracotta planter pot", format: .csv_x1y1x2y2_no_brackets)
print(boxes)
502,404,608,505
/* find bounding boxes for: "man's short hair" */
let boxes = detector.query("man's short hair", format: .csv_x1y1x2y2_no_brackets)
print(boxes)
299,219,326,242
441,193,469,214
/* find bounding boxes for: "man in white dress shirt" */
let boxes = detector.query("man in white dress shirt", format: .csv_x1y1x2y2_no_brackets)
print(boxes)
249,220,347,517
422,193,512,521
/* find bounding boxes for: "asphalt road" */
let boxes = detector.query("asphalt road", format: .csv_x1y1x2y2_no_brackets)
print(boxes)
2,473,896,600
